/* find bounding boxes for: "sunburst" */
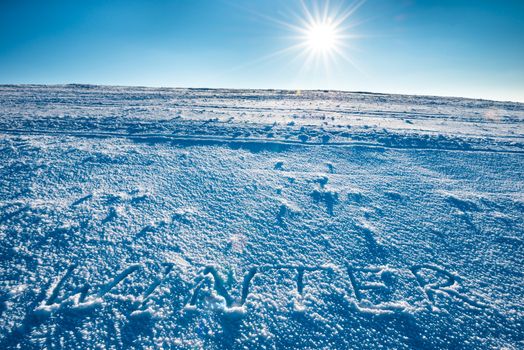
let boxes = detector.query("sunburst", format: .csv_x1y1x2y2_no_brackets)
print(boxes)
291,0,366,72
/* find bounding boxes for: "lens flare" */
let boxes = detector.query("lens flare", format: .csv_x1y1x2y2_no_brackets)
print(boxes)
220,1,365,79
306,21,338,53
290,0,365,73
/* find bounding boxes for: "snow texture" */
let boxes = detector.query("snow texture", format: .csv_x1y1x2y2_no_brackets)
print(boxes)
0,84,523,349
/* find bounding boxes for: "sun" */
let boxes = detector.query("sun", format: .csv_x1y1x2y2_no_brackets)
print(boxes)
229,0,364,75
290,0,364,70
306,21,338,53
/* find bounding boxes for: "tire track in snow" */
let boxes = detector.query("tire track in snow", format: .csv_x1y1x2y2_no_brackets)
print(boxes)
1,128,524,155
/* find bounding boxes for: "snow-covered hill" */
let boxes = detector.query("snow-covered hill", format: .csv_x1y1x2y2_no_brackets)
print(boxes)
1,85,523,349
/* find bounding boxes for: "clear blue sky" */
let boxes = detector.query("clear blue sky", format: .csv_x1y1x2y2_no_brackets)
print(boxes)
1,0,523,102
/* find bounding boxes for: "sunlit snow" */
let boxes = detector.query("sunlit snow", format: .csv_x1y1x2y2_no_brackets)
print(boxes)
0,85,523,349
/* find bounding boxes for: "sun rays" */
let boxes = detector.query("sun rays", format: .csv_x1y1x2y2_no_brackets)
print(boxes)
213,0,366,83
295,1,366,75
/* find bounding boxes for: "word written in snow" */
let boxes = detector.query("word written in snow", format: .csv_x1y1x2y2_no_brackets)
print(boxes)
36,262,489,317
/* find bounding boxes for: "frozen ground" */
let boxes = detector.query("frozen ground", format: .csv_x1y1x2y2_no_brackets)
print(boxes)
0,84,523,349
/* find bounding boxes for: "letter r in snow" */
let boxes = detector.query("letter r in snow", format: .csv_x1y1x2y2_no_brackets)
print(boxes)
410,264,488,309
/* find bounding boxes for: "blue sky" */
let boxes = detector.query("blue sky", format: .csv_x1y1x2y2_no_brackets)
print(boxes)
1,0,523,102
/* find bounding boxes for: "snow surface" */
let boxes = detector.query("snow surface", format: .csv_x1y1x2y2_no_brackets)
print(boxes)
0,84,523,349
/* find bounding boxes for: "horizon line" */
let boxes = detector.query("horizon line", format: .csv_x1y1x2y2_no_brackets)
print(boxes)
1,82,523,105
